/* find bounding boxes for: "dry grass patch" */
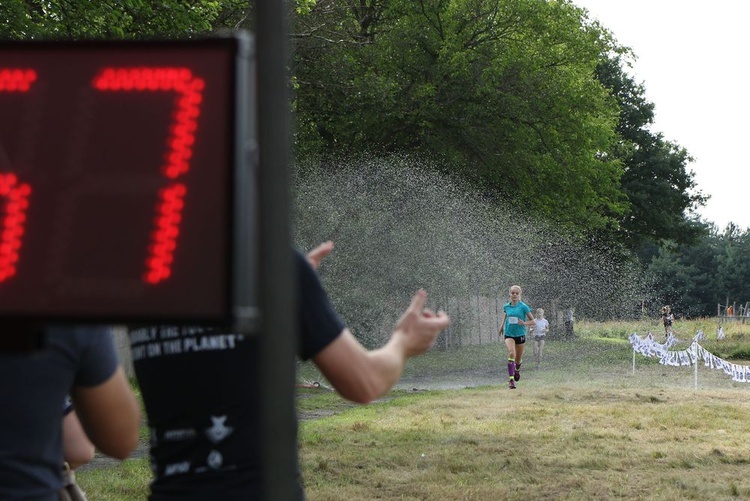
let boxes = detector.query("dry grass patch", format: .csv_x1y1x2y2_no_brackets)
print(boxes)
76,457,151,500
300,386,750,500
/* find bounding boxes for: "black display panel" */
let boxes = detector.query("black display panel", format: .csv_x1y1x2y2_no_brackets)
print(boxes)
0,35,256,326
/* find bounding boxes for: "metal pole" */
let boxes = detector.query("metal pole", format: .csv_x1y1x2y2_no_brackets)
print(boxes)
256,1,297,499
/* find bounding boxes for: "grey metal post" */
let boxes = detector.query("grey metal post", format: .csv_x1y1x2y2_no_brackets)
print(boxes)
256,1,297,499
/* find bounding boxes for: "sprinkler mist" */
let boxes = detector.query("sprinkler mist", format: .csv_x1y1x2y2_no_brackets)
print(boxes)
293,154,647,388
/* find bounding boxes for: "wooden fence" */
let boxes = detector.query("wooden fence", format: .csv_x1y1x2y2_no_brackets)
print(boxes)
717,301,750,323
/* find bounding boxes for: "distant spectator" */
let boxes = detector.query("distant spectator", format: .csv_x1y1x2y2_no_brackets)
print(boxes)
727,305,733,317
563,308,575,338
660,305,674,340
717,325,726,340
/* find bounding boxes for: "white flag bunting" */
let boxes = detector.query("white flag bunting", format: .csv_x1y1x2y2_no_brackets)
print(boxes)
629,331,750,383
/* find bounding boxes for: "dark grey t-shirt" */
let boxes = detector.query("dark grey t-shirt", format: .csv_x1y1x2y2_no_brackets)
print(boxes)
0,327,119,500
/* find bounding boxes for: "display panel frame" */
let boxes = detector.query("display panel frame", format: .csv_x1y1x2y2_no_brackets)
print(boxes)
0,33,257,331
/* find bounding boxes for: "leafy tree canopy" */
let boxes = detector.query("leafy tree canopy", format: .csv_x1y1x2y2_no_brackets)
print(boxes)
595,54,707,253
0,0,230,39
646,223,750,317
293,0,633,234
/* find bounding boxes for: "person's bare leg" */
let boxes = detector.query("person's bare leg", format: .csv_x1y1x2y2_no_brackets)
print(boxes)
537,339,545,368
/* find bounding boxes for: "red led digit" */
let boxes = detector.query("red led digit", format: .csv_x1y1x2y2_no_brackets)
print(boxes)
0,175,31,283
0,69,35,282
92,68,204,284
0,68,37,91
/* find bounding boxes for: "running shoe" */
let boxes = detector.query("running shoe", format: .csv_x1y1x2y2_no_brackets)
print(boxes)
514,363,521,381
508,379,516,389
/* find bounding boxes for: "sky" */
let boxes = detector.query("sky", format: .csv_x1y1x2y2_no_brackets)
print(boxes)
573,0,750,230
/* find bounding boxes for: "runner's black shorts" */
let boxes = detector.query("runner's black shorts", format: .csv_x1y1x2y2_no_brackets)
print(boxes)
504,335,526,345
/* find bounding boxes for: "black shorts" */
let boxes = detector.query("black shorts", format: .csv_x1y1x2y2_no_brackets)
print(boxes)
504,335,526,345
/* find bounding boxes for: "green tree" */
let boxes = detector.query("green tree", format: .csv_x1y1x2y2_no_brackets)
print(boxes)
292,0,628,234
647,242,716,317
0,0,226,39
644,224,750,317
715,224,750,306
595,54,707,254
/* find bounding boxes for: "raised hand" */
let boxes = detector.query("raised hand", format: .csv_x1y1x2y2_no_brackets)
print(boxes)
306,240,334,270
393,289,450,357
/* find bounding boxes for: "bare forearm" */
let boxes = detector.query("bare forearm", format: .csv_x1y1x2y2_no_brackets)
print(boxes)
313,289,448,404
315,330,408,404
62,411,96,469
73,367,141,460
357,337,409,400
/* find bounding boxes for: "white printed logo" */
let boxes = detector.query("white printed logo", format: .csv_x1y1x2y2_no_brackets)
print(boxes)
164,428,197,441
207,450,223,470
164,461,191,476
205,415,233,444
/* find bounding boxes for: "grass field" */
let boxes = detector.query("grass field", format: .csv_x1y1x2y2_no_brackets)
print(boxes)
78,318,750,500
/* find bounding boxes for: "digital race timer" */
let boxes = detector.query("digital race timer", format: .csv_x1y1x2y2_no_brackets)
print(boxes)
0,34,257,329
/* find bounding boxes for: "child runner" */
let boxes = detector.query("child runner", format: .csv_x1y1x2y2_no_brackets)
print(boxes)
532,308,549,369
498,285,535,389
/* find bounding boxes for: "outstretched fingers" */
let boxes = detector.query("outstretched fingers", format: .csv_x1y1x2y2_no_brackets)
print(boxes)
407,288,428,312
388,290,451,358
411,291,449,326
306,240,334,270
427,309,450,327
